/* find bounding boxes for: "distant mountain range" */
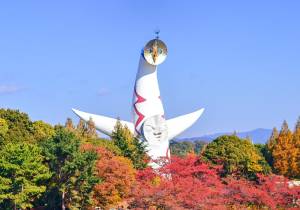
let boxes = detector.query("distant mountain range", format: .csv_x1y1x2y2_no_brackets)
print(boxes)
178,128,272,144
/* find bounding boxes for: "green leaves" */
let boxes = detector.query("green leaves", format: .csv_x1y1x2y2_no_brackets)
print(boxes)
0,118,8,137
0,143,51,209
170,140,207,156
0,109,34,144
111,121,148,169
40,127,99,209
203,135,270,179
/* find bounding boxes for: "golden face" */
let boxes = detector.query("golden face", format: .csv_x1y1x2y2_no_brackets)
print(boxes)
143,39,167,66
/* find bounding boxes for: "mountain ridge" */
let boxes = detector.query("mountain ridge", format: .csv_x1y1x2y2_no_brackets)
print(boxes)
177,128,272,144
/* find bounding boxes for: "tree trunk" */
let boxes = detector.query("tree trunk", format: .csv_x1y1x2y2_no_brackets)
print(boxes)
62,190,66,210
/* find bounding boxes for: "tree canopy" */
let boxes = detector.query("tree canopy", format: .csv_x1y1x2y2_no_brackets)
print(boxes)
111,121,148,169
170,140,207,156
203,135,271,179
269,120,300,178
0,143,51,210
40,127,99,210
0,108,299,209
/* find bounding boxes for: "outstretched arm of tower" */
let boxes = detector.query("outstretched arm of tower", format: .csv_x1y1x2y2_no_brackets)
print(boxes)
72,108,134,136
166,108,204,140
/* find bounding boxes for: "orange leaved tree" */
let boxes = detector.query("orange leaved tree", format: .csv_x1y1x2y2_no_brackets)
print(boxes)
92,146,136,209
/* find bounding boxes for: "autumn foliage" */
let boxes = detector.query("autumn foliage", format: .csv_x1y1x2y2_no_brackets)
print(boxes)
83,145,136,209
1,109,299,209
130,155,300,209
268,119,300,178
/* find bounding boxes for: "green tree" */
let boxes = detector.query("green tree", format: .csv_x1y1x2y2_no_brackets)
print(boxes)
0,118,8,144
203,135,270,179
111,121,148,169
254,144,272,175
32,120,55,142
131,137,148,169
170,140,194,156
194,140,207,154
169,140,207,156
0,109,34,144
40,127,99,210
0,143,51,210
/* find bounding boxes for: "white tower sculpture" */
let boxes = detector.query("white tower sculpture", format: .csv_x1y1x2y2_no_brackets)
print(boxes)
72,36,204,167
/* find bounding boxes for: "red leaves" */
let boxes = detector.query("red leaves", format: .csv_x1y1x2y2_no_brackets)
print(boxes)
84,146,299,209
131,155,226,209
130,155,300,209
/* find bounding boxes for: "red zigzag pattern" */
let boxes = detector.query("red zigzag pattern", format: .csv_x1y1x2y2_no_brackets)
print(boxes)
133,87,146,134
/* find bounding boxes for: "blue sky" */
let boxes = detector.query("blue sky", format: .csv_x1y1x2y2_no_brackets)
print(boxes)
1,1,300,137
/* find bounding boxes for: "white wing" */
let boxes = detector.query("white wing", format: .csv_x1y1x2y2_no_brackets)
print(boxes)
72,108,134,136
166,108,204,140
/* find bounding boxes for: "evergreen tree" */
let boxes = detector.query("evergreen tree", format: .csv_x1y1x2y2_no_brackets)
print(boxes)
265,127,279,167
194,140,207,155
40,127,99,209
132,136,148,169
0,143,51,210
112,121,148,169
267,127,279,149
0,118,8,137
170,141,195,156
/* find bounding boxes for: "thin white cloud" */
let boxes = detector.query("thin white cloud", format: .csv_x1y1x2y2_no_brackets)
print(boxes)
0,85,24,94
97,87,110,96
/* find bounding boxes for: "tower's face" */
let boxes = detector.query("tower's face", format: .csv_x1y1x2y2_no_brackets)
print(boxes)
142,115,168,144
143,39,168,66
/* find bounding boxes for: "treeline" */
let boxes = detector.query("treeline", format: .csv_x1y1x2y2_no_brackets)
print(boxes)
0,109,147,209
0,109,299,209
171,118,300,180
170,140,207,156
265,120,300,178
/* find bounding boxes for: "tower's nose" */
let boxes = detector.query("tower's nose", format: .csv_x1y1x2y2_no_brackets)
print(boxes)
143,38,167,66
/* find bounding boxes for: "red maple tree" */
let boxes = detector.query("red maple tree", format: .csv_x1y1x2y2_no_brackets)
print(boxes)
130,155,300,209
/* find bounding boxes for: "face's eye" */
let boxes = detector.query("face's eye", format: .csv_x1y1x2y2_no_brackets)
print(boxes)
144,125,154,132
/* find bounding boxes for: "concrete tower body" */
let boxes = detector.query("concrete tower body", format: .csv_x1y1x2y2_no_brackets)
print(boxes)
73,38,204,167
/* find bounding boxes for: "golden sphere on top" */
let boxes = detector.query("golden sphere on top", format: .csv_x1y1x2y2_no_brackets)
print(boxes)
143,39,168,66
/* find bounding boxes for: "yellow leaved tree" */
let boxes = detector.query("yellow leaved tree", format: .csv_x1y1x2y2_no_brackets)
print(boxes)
272,120,299,178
